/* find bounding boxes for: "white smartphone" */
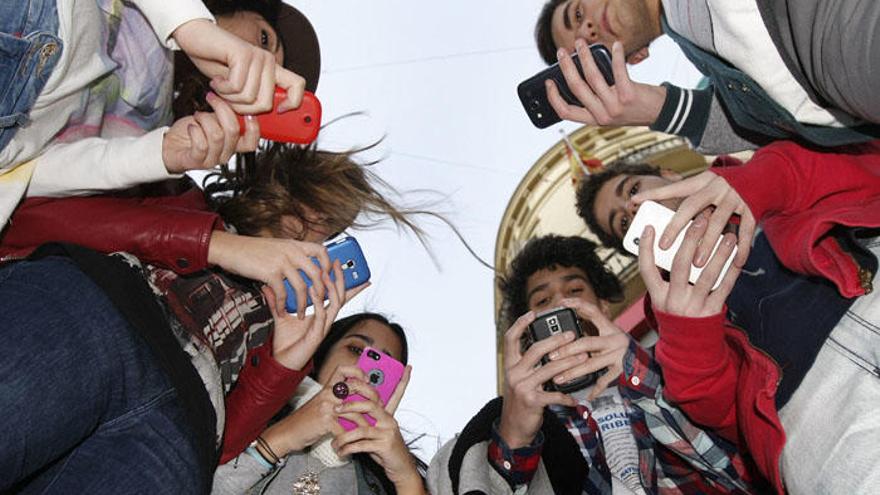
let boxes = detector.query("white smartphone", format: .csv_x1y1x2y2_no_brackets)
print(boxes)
622,201,736,291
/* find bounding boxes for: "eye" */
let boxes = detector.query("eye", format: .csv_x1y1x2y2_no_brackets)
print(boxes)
628,181,640,198
260,29,270,48
346,344,363,356
569,287,584,295
575,7,584,24
535,296,550,308
620,215,630,235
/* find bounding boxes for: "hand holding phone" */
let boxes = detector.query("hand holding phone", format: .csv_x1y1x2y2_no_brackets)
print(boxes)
518,44,614,128
236,87,322,144
526,307,598,393
338,347,406,431
623,201,737,291
284,236,371,314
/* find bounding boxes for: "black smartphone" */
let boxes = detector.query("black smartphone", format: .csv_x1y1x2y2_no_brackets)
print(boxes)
517,44,614,129
527,307,599,393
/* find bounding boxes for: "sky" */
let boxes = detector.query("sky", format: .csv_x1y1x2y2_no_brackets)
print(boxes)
289,0,704,461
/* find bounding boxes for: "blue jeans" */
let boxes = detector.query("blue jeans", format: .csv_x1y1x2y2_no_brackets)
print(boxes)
0,257,205,493
0,0,62,153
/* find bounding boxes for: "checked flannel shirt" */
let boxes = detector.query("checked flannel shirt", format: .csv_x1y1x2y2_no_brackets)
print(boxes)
488,340,754,494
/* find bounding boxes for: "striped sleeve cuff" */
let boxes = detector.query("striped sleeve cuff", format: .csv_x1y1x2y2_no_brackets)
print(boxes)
488,419,544,488
649,83,712,145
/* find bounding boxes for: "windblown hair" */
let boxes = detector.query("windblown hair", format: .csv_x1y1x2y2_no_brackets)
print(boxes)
498,235,623,328
205,141,426,242
575,163,661,251
535,0,567,65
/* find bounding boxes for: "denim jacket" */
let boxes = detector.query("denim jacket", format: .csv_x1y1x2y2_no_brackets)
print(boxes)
0,0,62,152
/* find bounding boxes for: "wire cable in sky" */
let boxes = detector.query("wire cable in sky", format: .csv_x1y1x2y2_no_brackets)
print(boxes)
322,45,533,74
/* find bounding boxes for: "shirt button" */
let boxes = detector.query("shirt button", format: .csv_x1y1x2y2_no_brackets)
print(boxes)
503,460,512,470
251,355,260,367
176,258,190,269
631,376,641,386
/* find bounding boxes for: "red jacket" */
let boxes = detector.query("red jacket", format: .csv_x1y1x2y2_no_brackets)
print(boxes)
652,309,786,494
713,140,880,298
0,189,306,462
0,188,220,273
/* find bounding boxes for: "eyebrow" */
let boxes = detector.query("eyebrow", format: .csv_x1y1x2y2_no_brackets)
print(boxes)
563,1,573,30
526,282,549,303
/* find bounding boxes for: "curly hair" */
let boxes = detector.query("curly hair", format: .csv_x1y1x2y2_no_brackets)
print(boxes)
204,141,426,242
497,235,623,328
535,0,567,65
575,163,661,251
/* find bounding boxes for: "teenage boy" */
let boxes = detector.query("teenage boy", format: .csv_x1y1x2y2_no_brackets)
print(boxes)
427,235,754,494
532,0,880,153
574,157,879,493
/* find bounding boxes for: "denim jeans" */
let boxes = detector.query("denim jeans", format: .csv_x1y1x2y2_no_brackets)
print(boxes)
777,237,880,494
0,0,62,154
0,257,205,494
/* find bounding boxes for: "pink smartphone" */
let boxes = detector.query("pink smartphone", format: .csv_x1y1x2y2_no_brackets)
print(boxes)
338,347,405,431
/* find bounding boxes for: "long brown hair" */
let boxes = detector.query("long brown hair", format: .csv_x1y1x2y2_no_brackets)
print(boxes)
205,141,427,242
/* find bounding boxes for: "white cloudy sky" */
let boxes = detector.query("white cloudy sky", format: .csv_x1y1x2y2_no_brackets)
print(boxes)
291,0,703,460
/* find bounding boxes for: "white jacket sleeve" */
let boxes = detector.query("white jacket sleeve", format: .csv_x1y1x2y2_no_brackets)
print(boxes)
27,127,181,197
131,0,214,49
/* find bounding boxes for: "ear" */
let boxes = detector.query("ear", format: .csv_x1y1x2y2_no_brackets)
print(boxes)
659,168,683,182
625,46,650,65
599,299,612,317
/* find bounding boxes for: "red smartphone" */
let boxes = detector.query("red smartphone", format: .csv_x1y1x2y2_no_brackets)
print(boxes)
338,347,405,432
236,87,322,144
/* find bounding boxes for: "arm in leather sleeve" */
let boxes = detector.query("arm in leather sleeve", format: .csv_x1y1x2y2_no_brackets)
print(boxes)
220,344,313,464
0,193,222,273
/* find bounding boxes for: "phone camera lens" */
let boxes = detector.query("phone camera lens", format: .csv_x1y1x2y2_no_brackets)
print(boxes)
367,349,381,361
633,237,640,246
368,369,384,386
304,116,312,124
531,99,541,110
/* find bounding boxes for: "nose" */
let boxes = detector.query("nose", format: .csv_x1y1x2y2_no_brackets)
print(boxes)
549,291,565,308
626,200,640,217
577,20,599,44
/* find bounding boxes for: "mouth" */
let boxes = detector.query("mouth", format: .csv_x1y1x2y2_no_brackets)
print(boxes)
601,4,617,38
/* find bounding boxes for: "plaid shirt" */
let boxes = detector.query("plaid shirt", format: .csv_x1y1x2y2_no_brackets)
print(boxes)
488,340,754,494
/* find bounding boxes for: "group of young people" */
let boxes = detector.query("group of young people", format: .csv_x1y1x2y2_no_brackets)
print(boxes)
0,0,878,494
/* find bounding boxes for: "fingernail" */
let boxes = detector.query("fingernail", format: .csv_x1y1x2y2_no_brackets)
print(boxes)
565,332,575,341
575,39,585,49
554,375,565,383
556,48,565,60
693,216,707,227
695,252,707,265
724,236,736,247
245,115,256,122
549,351,560,360
659,234,670,247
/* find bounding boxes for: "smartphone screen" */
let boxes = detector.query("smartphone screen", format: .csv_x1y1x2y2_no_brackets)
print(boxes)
517,44,614,129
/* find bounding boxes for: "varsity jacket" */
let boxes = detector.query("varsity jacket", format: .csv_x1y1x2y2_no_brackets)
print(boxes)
651,11,880,154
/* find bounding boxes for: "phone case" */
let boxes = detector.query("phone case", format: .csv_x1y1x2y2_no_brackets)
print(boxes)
622,201,737,291
338,347,405,432
283,236,371,313
236,87,322,144
527,307,598,393
517,44,614,129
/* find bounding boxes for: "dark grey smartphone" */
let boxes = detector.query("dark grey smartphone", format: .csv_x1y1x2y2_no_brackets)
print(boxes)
527,307,599,393
517,44,614,129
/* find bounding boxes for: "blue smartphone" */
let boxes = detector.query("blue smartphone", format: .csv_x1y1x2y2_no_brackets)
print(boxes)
283,236,371,313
